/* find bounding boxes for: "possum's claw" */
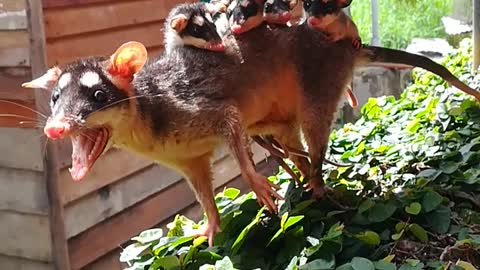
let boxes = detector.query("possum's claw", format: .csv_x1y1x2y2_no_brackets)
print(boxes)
304,178,332,200
250,172,282,213
352,38,362,50
195,217,221,247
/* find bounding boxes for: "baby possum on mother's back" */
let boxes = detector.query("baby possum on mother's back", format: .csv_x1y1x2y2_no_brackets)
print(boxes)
164,2,226,54
303,0,361,49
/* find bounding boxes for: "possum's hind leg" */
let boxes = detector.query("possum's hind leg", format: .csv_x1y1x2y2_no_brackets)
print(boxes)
219,105,282,213
300,105,336,199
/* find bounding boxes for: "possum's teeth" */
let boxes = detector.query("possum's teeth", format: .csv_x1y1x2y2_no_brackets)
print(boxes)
69,128,109,181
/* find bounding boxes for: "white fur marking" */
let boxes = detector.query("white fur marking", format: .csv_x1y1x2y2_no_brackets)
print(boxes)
193,15,205,26
80,71,102,88
241,0,250,7
205,13,214,23
58,73,71,89
266,0,274,4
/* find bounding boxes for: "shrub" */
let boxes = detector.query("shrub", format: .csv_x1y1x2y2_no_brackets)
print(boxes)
350,0,454,49
120,39,480,270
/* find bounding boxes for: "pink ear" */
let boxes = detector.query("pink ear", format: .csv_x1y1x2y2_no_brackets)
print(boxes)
289,0,299,10
337,0,352,8
21,66,62,91
107,41,148,81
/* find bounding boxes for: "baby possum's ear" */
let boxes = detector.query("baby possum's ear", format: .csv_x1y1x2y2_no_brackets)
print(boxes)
107,41,147,81
289,0,298,10
206,2,228,13
337,0,353,8
21,66,62,91
170,14,189,32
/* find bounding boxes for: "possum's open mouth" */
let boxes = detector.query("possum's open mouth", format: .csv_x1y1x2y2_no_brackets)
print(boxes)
69,128,110,181
206,42,225,52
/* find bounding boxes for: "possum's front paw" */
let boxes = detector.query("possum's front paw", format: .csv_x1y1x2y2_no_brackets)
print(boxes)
352,37,362,49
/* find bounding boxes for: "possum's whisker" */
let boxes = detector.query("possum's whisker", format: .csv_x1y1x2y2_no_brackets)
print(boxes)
0,114,44,124
0,100,48,119
87,94,154,117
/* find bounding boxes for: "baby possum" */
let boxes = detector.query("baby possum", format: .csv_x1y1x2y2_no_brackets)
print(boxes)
263,0,298,25
164,2,226,54
227,0,266,34
303,0,361,49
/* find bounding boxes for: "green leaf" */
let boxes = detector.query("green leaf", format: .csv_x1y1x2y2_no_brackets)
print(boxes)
215,256,236,270
416,169,441,180
440,161,459,174
425,206,451,234
131,229,163,244
395,222,407,233
421,191,443,212
368,203,397,223
223,188,240,200
337,263,355,270
406,119,421,133
358,199,375,214
119,242,150,262
391,231,403,241
408,224,428,243
231,206,265,255
150,256,180,270
286,256,299,270
284,216,305,231
351,257,375,270
374,261,396,270
356,141,366,154
355,231,381,246
299,256,335,270
405,202,422,215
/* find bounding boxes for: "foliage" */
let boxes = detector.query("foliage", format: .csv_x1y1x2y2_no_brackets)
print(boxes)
120,39,480,270
350,0,453,49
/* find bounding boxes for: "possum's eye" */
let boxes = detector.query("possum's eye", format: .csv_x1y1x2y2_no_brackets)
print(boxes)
93,90,107,103
303,0,311,9
51,89,60,104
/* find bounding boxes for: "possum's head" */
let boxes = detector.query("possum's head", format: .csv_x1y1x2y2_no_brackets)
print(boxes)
165,3,225,53
228,0,265,34
22,42,148,181
263,0,297,25
303,0,352,26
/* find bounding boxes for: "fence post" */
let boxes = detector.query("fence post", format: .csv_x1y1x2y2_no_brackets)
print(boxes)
474,0,480,72
371,0,381,46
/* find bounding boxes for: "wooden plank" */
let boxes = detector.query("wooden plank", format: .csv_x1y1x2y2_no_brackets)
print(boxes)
0,67,36,101
0,127,44,171
44,0,195,39
0,0,27,30
64,163,183,238
69,157,273,270
0,254,53,270
0,99,39,128
59,149,154,205
46,21,165,66
0,31,30,66
27,0,72,269
0,168,48,215
0,211,51,261
62,143,258,238
42,0,116,9
59,144,228,205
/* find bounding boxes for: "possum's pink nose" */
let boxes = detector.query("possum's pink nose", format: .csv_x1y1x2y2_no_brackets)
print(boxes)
44,120,70,140
308,16,319,26
280,12,291,21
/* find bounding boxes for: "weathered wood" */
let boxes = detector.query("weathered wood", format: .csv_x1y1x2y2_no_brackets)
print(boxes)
46,21,165,66
69,158,273,270
0,168,48,215
44,0,195,39
63,144,266,238
0,211,52,261
0,128,44,171
42,0,115,9
0,254,53,270
27,0,72,269
0,99,38,128
59,149,153,205
0,0,27,30
0,67,35,101
0,31,30,66
64,163,183,238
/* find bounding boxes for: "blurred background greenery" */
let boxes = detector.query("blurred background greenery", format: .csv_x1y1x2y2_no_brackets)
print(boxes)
350,0,454,49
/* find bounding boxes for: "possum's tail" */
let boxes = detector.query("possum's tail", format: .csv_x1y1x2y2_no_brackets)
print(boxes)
359,45,480,102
